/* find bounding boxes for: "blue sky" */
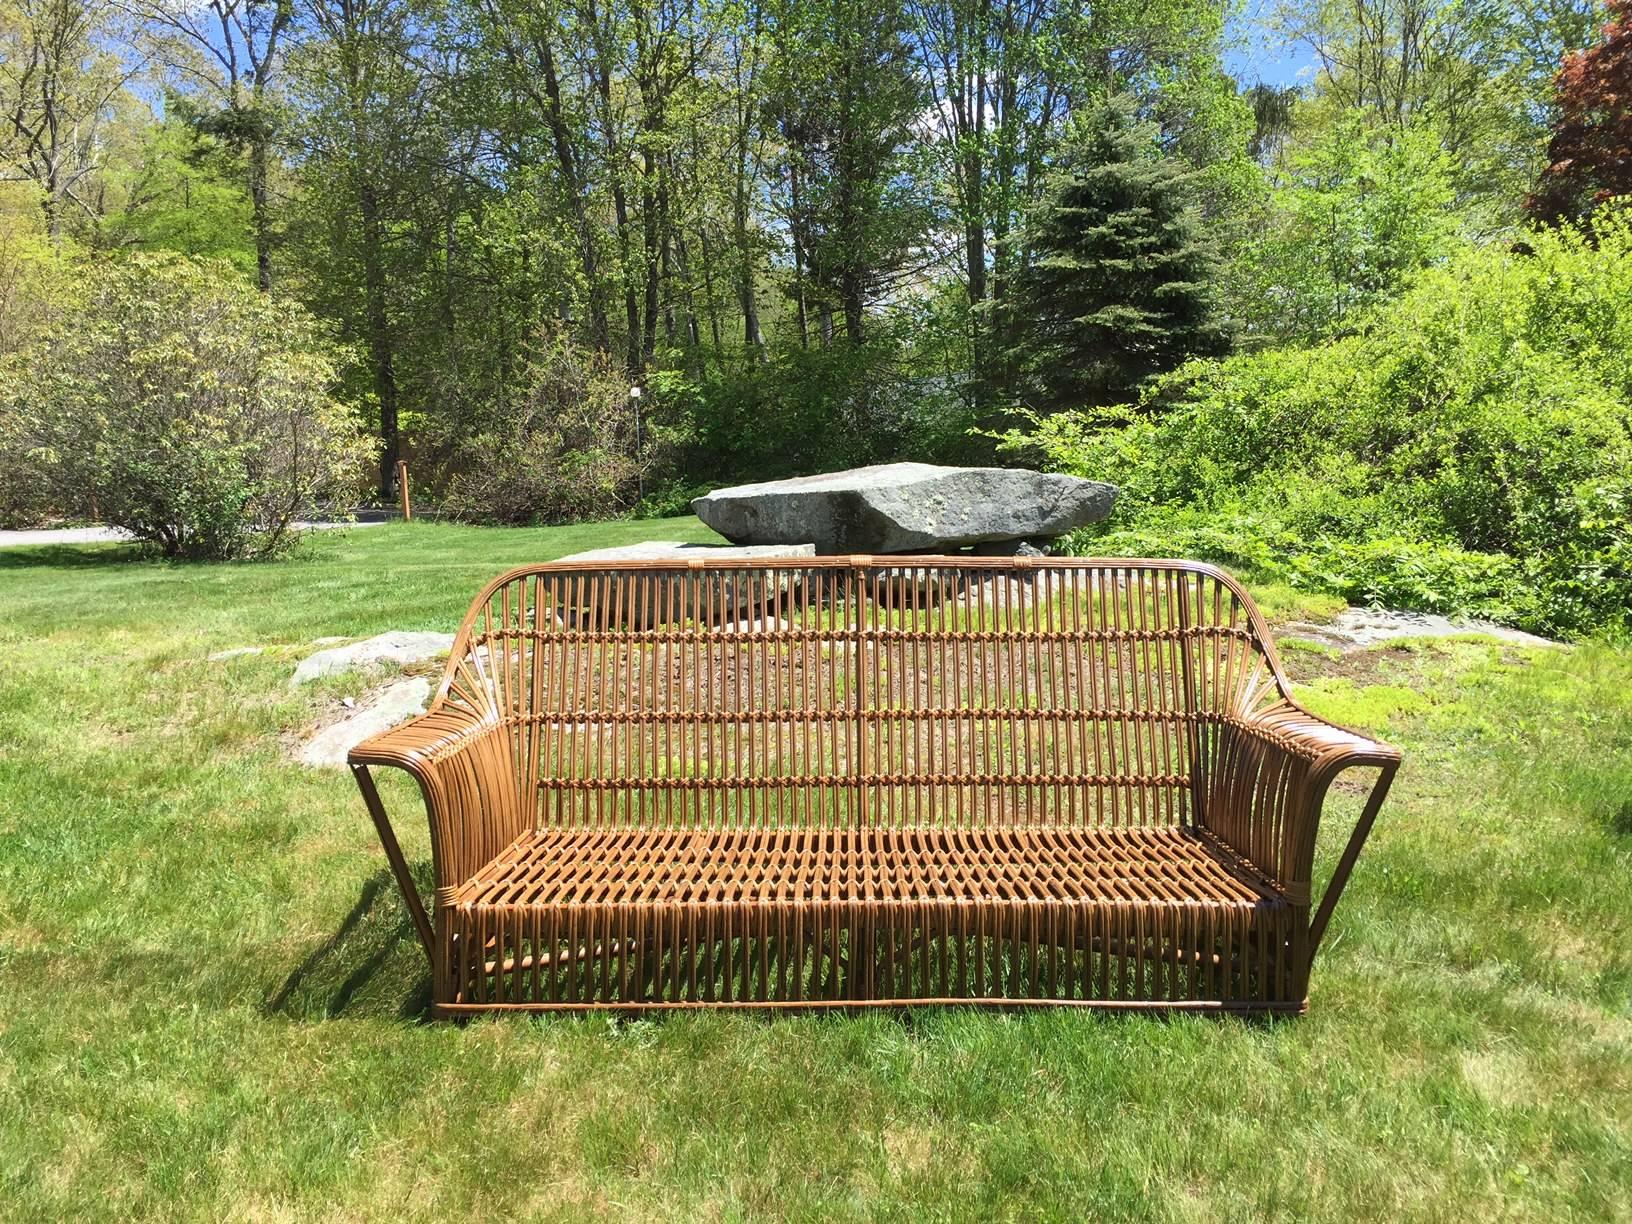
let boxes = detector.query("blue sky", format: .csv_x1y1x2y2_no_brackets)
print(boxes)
1224,1,1323,88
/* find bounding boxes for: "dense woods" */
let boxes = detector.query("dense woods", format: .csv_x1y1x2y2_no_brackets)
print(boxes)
0,0,1628,629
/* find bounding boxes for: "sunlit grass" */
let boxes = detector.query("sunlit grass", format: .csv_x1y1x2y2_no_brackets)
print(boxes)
1,521,1628,1220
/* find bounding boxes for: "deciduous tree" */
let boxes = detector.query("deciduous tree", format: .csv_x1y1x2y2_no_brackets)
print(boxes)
0,0,140,240
1528,0,1632,224
765,0,928,346
127,0,295,289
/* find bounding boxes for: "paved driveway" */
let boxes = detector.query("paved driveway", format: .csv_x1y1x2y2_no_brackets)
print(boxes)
0,521,386,549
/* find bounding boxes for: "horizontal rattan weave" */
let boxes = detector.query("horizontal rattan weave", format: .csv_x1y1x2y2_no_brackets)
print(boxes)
349,556,1400,1016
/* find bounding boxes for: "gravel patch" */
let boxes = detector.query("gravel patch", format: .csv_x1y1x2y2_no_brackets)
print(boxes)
1283,607,1559,651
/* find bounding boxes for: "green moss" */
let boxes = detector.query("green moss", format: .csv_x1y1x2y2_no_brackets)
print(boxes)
1296,678,1430,732
1278,636,1342,659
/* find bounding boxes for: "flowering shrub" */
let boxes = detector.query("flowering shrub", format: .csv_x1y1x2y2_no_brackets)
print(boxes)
1,253,371,558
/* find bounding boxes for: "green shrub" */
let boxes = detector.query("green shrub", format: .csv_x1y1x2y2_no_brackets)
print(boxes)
631,479,712,520
658,330,978,484
1,253,370,558
440,327,659,525
0,224,87,527
1003,210,1632,637
1070,510,1526,622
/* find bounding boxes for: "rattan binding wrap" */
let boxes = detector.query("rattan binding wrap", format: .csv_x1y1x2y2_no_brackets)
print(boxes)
350,557,1400,1016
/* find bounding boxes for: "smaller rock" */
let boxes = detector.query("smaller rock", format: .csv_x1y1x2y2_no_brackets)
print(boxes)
291,630,454,685
553,540,817,627
208,646,265,662
968,538,1054,557
962,538,1053,588
869,564,962,607
966,575,1038,607
296,677,433,768
717,616,793,635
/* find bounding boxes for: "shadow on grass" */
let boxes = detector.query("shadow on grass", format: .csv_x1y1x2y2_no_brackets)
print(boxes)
265,870,1298,1031
1610,799,1632,838
265,869,434,1022
0,543,150,569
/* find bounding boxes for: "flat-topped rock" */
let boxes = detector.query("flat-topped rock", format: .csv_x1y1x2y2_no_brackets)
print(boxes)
295,677,433,768
1284,608,1560,651
208,645,266,662
553,541,817,627
691,463,1117,554
554,541,815,566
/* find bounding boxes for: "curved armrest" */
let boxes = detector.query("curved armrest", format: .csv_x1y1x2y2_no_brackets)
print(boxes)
348,710,528,963
1197,700,1400,956
1238,702,1401,774
349,708,498,772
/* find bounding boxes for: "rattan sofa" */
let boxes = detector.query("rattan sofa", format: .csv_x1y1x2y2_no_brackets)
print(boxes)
350,556,1399,1016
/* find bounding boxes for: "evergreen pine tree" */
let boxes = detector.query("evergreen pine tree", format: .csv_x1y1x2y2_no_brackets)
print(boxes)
1006,95,1230,411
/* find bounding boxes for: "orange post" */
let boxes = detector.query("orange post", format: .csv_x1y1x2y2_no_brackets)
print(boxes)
396,460,411,522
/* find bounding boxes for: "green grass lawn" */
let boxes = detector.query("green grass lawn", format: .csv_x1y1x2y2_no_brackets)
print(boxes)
2,520,1629,1221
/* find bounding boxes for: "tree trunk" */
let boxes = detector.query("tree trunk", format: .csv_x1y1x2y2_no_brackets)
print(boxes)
443,195,461,383
789,160,809,349
536,34,610,351
672,225,702,364
40,181,60,242
359,182,400,501
662,229,678,346
642,147,662,363
615,179,643,377
698,225,724,348
734,166,763,351
585,0,643,376
842,276,864,345
963,86,986,306
250,131,273,292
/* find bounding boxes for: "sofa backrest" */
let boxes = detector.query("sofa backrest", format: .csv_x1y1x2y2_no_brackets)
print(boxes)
432,557,1289,832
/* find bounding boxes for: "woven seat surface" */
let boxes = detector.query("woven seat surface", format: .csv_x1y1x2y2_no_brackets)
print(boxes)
454,825,1287,911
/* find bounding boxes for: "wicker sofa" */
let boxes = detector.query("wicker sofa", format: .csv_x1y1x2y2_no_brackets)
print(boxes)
350,557,1399,1016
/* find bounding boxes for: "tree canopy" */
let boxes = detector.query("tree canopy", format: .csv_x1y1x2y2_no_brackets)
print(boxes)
0,0,1619,511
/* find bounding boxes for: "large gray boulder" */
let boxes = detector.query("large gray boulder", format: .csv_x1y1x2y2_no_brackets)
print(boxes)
691,463,1117,554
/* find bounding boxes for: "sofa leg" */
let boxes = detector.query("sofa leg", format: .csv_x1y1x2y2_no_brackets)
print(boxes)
1308,761,1400,958
351,764,436,963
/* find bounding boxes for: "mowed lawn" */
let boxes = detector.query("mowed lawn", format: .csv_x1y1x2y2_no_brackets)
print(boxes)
1,520,1629,1221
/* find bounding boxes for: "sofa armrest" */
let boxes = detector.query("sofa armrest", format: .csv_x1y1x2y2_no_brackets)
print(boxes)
1196,700,1400,953
349,708,498,772
1237,702,1401,773
348,710,528,958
